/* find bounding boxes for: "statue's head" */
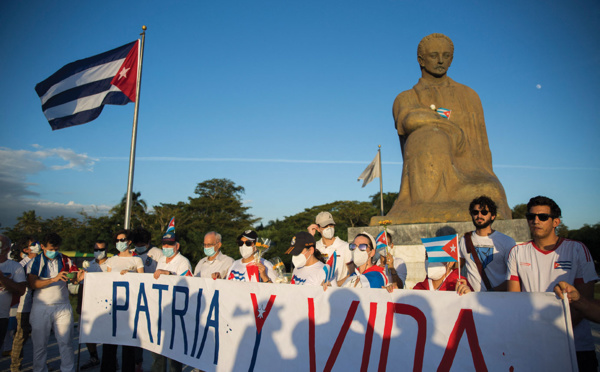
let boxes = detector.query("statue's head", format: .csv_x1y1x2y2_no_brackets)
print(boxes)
417,33,454,78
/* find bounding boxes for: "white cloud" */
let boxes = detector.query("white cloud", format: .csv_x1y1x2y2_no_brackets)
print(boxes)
0,146,103,228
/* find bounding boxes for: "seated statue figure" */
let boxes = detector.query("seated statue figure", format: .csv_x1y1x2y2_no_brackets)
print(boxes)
383,33,511,224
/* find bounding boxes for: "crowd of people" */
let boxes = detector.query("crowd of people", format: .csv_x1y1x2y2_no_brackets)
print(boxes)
0,194,597,371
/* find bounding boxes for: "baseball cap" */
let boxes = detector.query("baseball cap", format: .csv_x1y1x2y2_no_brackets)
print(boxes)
315,211,335,227
237,230,258,242
162,232,177,245
285,232,316,256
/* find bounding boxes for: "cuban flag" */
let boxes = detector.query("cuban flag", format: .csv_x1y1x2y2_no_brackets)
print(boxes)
166,217,175,233
375,231,388,250
436,108,451,119
421,234,459,262
35,40,139,130
324,253,337,283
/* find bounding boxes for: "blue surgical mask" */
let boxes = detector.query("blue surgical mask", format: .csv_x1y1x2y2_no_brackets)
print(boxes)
45,250,58,260
163,248,175,258
116,241,129,252
204,246,216,257
134,245,147,254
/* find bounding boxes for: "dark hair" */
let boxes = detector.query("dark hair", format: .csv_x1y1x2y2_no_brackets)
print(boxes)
310,246,325,264
387,233,393,245
95,239,108,247
354,234,374,250
527,196,562,218
113,229,131,243
131,227,151,245
41,232,62,247
469,195,498,217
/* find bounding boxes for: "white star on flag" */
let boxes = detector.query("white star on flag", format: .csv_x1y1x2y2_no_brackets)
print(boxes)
450,245,456,252
118,67,130,80
257,305,266,319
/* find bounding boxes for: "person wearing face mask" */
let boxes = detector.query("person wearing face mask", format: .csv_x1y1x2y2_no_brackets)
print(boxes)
106,230,144,275
76,240,108,370
286,232,327,286
28,232,83,372
307,212,352,287
103,231,144,372
10,238,39,372
194,231,234,279
152,231,193,372
131,227,163,274
226,230,276,283
413,256,472,295
341,233,388,289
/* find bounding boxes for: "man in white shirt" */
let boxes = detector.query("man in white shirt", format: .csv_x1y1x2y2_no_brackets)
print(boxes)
28,232,83,372
11,238,39,372
459,196,516,292
194,231,234,279
153,232,193,372
507,196,599,372
307,211,352,286
0,235,26,363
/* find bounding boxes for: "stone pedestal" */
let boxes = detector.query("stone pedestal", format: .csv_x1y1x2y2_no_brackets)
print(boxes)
348,219,530,289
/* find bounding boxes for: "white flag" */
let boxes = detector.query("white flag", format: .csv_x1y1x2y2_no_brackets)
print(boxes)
357,152,380,187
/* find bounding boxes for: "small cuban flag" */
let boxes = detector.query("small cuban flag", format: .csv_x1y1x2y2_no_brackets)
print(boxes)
325,253,337,283
374,231,388,261
421,234,459,262
436,108,451,119
166,217,175,233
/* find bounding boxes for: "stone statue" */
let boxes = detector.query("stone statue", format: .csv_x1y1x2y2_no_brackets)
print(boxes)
380,33,511,224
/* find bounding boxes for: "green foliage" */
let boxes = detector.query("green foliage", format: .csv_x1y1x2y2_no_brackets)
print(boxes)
369,192,398,216
566,223,600,265
511,203,527,219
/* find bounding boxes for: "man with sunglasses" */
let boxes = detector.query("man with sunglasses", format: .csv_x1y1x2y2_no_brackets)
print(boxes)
507,196,598,372
226,230,276,283
458,196,515,292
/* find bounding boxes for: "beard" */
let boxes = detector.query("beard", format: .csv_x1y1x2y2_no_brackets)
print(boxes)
473,218,493,229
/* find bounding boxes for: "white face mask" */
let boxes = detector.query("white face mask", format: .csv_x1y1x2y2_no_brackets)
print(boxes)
322,227,335,239
94,250,106,260
30,243,41,254
292,253,310,269
427,261,448,280
240,245,255,259
116,241,129,252
353,249,369,267
134,245,147,254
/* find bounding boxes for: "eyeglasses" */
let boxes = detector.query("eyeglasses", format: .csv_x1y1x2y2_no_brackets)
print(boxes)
116,238,128,242
525,213,553,222
237,240,254,247
349,243,369,251
470,209,489,216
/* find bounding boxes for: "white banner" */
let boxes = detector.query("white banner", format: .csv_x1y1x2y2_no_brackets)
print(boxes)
81,273,577,372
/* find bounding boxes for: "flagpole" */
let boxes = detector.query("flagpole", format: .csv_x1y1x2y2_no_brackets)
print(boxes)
124,25,147,230
378,145,384,216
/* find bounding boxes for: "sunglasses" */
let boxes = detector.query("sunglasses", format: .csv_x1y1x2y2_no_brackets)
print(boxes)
93,248,106,252
116,238,128,242
525,213,552,222
470,209,489,216
349,243,369,251
237,240,254,247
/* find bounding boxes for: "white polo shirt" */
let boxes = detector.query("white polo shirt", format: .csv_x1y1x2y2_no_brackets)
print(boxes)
194,251,234,279
226,258,276,283
316,237,352,282
291,261,327,286
157,253,192,276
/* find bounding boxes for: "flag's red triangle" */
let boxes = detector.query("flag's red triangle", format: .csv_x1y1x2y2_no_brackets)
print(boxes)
111,40,139,102
441,236,459,261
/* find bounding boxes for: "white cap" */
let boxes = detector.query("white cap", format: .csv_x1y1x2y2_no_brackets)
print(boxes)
315,211,335,227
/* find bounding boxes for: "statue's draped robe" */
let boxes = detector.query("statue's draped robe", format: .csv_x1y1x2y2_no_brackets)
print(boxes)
388,77,511,223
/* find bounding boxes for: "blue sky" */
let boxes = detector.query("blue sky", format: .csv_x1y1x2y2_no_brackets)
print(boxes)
1,0,599,231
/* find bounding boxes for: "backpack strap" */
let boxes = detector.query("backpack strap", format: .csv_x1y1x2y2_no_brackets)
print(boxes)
464,232,493,291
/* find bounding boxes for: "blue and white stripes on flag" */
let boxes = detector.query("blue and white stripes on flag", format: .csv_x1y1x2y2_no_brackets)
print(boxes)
35,41,138,130
421,234,459,263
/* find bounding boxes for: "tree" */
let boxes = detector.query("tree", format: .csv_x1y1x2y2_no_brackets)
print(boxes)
109,191,149,228
511,204,527,219
183,179,260,263
369,192,398,216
